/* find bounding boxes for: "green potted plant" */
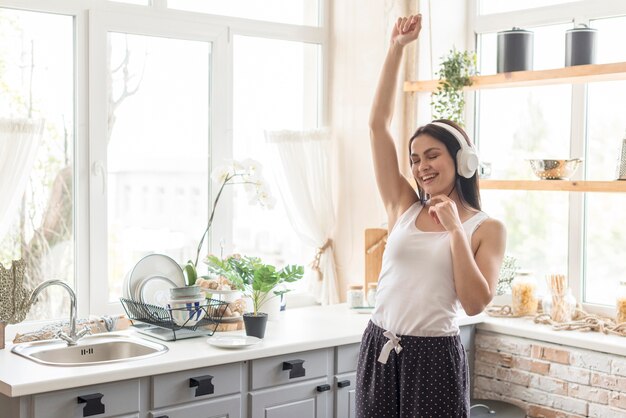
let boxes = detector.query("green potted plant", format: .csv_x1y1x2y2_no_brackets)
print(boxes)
430,48,478,127
204,254,304,338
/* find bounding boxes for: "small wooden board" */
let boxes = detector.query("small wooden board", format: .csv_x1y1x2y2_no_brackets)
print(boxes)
364,228,387,289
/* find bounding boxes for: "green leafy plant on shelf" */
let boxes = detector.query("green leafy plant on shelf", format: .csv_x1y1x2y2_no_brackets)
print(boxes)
204,254,304,316
431,48,478,127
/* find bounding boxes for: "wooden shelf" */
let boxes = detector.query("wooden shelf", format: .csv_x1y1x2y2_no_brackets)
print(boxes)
404,61,626,92
479,180,626,193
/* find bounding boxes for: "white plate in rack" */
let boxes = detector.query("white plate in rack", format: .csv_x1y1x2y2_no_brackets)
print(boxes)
128,254,185,302
207,335,261,349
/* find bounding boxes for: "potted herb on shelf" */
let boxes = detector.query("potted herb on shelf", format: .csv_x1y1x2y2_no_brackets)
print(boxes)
205,254,304,338
431,48,478,127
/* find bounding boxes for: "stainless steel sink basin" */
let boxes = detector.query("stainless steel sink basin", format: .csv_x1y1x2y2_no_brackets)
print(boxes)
12,334,168,366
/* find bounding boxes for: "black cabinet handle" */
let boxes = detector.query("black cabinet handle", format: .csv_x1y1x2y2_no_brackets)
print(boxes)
316,384,331,392
337,380,351,388
155,416,169,418
282,359,306,378
189,375,215,397
77,393,105,417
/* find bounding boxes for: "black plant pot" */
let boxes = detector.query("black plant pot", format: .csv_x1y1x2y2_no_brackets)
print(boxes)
243,312,268,339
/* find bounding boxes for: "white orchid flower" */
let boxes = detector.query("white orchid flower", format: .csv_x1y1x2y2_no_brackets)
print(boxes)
241,158,263,176
211,164,233,184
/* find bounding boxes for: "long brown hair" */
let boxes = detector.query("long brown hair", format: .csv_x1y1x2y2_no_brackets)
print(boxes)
408,119,481,211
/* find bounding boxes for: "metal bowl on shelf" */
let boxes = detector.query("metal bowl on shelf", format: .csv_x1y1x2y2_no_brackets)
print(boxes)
528,158,583,180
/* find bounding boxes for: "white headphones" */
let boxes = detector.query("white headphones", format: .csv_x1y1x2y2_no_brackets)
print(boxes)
431,122,479,178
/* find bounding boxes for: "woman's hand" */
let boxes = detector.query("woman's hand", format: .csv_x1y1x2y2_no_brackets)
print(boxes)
428,195,463,232
391,14,422,47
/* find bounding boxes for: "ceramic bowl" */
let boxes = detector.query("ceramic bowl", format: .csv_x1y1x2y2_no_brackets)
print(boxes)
169,285,202,299
528,158,583,180
167,295,206,327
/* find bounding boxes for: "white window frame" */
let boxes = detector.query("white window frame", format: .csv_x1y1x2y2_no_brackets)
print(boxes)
2,0,328,321
469,0,626,317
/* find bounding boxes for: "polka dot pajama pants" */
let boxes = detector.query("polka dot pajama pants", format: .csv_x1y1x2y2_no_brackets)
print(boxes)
355,321,469,418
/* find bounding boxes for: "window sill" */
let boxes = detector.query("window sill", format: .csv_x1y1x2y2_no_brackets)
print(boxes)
478,315,626,357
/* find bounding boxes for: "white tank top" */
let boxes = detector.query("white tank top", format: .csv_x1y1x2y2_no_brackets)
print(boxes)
370,201,489,337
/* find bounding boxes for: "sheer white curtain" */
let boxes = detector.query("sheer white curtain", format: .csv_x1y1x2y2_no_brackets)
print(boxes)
265,128,340,305
0,119,44,240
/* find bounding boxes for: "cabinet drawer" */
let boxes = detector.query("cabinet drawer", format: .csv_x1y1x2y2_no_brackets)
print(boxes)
151,362,242,409
250,348,331,390
149,394,241,418
32,379,139,418
335,343,360,374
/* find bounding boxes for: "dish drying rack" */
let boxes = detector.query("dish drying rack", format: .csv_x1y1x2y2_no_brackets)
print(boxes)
120,297,229,341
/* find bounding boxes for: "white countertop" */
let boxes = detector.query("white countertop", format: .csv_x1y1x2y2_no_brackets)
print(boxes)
0,304,483,397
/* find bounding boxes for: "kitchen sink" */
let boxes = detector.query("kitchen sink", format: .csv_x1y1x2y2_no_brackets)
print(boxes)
11,334,168,366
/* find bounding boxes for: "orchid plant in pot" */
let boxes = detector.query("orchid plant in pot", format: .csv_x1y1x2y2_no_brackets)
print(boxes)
182,159,276,286
204,254,304,338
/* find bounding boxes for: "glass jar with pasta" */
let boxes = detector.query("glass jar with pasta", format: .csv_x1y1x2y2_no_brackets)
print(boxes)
511,271,538,316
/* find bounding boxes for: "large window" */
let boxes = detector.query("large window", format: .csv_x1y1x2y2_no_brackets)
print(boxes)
1,0,326,321
0,8,74,321
472,1,626,312
105,32,211,302
231,36,321,283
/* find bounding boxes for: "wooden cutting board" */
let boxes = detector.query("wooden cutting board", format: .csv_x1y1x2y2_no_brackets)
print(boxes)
364,228,387,288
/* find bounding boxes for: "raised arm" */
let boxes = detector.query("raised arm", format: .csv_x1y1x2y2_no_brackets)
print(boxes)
369,15,422,225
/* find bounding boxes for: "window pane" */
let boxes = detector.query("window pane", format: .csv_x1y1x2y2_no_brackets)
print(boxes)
477,85,572,179
584,194,626,305
231,35,320,285
479,0,573,15
107,33,210,302
591,15,626,64
587,80,626,180
168,0,320,26
482,190,569,295
478,23,572,75
0,9,74,321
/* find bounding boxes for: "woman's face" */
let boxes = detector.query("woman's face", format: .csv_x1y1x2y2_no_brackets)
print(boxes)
410,133,456,196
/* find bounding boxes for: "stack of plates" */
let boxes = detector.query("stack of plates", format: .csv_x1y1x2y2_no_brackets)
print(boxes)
123,254,186,307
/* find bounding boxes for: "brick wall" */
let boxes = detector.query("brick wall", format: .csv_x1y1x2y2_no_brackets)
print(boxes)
473,330,626,418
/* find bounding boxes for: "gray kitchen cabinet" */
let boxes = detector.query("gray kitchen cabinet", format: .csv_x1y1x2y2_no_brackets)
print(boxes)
248,347,333,418
334,372,356,418
248,377,330,418
334,343,359,418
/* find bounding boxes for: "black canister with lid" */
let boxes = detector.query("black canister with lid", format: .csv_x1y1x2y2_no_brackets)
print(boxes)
497,27,534,73
565,24,597,66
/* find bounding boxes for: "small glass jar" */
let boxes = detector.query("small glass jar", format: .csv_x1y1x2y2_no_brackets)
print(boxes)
511,271,538,316
542,288,576,322
347,284,364,308
367,283,378,307
616,281,626,323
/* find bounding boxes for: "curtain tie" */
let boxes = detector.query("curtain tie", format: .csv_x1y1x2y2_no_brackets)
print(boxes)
310,238,332,281
377,330,402,364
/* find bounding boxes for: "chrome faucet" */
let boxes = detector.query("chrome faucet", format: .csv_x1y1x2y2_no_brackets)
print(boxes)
29,279,90,345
